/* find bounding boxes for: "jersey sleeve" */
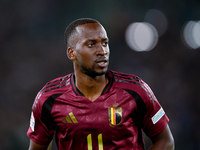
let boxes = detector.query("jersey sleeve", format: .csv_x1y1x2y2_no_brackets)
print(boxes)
27,91,54,145
141,81,169,137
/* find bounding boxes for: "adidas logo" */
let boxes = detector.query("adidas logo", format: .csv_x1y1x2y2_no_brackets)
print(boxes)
62,112,78,123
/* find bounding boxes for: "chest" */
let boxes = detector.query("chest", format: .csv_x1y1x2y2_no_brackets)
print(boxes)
51,89,137,134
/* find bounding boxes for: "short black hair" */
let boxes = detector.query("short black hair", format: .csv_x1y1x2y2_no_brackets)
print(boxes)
64,18,100,48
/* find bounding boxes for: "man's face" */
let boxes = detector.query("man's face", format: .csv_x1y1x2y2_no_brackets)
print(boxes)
72,23,110,77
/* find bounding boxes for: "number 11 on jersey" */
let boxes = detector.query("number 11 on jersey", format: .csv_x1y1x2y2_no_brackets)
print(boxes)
87,133,103,150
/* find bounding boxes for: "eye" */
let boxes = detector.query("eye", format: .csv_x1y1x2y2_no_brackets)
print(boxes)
87,42,95,47
102,41,108,47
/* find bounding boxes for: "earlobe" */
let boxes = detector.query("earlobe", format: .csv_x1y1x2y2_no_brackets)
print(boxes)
67,47,76,60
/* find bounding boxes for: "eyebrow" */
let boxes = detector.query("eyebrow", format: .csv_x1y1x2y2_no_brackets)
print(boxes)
86,38,109,42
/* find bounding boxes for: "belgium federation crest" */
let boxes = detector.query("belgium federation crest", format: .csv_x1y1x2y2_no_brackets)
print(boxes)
108,107,122,125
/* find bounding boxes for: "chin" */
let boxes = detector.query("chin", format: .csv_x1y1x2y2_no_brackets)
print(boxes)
96,71,107,76
96,67,108,75
80,65,108,78
90,70,107,78
86,69,107,78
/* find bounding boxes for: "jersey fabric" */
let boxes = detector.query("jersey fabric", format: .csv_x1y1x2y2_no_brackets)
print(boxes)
27,70,169,150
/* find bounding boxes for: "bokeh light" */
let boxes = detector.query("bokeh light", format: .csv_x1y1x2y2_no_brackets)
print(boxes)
125,22,158,52
182,20,200,49
144,9,168,37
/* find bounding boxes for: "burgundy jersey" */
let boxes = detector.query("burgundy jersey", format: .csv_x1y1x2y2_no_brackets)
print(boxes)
27,70,169,150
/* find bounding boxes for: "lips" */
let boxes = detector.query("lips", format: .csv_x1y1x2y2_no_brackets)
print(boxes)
97,61,107,67
95,59,108,67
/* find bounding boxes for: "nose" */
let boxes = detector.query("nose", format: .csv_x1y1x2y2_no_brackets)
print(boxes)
97,45,108,55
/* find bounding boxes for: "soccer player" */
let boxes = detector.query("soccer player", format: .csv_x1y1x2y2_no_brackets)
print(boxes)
27,18,174,150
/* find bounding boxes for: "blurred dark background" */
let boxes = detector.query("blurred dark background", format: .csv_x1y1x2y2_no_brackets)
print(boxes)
1,0,200,149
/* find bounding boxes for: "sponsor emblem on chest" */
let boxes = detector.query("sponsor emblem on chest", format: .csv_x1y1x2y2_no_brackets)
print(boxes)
108,107,122,125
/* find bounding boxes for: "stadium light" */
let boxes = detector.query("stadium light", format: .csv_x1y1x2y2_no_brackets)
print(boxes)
125,22,158,52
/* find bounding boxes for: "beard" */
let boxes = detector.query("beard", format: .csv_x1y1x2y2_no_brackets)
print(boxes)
80,63,108,78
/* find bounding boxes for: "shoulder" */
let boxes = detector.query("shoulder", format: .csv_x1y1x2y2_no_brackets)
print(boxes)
109,70,144,88
109,70,156,102
32,73,73,111
42,74,72,91
40,73,72,96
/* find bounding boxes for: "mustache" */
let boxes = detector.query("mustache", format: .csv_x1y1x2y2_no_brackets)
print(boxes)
95,57,109,63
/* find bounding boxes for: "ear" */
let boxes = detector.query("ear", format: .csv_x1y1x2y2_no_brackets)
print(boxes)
67,47,76,60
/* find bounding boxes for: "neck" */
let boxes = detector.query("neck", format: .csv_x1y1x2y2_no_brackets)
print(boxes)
74,71,108,101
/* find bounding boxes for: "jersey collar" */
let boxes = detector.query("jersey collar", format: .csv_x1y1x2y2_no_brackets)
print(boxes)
70,70,114,96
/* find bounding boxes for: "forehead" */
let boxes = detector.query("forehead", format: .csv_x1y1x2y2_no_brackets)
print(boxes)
75,23,108,40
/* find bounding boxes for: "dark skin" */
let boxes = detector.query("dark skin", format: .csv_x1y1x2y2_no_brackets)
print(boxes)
68,23,110,101
28,23,174,150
